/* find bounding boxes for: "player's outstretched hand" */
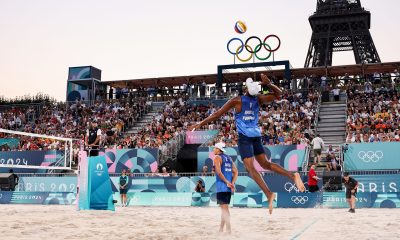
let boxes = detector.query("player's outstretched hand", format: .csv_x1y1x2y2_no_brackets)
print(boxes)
260,73,272,85
188,124,200,132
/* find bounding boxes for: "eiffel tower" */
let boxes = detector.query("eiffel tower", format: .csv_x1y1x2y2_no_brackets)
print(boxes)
304,0,381,67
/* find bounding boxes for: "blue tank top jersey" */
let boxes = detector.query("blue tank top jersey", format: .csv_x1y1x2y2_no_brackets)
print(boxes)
216,153,233,193
235,95,261,137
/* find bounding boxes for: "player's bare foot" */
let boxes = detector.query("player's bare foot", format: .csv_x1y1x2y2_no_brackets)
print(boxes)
267,192,275,214
293,173,305,192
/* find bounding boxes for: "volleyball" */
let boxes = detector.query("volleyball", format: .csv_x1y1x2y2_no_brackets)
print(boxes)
234,20,247,34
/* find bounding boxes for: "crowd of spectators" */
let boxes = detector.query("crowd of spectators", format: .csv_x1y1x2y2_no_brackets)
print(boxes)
121,98,188,150
0,73,327,155
112,88,316,152
122,88,318,154
0,98,151,152
202,90,319,147
346,76,400,143
1,88,320,157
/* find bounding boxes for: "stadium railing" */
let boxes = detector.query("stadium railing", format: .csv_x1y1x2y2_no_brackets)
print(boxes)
158,131,186,164
15,171,309,178
313,91,322,131
12,169,400,180
302,145,311,171
199,132,219,148
339,92,348,168
339,145,344,170
343,170,400,175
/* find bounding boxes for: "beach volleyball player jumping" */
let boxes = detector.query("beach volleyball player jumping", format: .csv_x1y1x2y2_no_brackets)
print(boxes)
189,74,305,214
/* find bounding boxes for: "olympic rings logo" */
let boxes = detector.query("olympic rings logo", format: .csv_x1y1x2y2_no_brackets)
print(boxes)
284,182,300,193
291,196,309,205
227,35,281,62
357,151,383,163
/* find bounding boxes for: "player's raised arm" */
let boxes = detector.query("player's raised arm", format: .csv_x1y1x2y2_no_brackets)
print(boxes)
258,73,282,105
188,97,240,131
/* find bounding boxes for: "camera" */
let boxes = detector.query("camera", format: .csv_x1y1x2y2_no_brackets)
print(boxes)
343,143,349,152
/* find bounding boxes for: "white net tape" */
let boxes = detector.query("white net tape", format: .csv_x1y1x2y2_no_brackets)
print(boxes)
0,128,73,170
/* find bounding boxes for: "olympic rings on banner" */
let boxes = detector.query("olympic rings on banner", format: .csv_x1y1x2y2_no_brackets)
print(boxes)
236,45,253,62
227,34,281,62
291,196,309,204
284,182,299,193
357,150,383,163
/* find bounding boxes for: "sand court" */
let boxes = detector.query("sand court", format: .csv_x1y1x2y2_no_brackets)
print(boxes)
1,205,399,240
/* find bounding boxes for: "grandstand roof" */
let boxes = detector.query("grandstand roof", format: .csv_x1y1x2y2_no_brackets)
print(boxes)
104,61,400,88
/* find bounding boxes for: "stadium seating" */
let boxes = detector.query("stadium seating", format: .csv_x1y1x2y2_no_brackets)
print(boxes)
346,81,400,143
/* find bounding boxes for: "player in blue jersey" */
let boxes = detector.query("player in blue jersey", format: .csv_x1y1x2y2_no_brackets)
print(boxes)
189,74,305,214
213,142,238,234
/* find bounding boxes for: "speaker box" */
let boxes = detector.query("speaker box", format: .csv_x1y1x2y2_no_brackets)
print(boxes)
323,171,342,192
0,173,14,191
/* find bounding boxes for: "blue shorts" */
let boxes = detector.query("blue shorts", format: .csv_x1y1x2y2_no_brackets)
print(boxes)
238,133,265,159
217,192,232,205
120,188,128,194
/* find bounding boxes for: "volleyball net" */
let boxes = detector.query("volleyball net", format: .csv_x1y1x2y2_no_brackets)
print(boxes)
0,128,74,171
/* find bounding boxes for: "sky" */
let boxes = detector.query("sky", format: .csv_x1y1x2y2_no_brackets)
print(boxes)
0,0,399,101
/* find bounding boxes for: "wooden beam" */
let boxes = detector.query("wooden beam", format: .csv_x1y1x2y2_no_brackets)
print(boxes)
103,61,400,89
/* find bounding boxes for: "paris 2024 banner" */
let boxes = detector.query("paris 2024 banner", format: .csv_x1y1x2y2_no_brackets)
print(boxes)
7,174,400,208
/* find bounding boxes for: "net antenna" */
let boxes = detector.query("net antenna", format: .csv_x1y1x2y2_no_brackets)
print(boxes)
0,128,74,171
